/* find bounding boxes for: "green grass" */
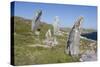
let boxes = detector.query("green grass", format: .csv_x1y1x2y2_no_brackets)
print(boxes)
14,31,79,65
13,16,93,65
14,45,80,65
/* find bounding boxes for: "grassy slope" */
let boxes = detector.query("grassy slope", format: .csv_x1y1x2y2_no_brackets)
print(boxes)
13,16,92,65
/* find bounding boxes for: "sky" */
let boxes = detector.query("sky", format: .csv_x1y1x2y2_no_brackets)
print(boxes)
11,1,97,30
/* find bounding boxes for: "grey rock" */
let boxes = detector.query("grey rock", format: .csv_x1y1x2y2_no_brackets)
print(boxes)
80,42,97,61
53,16,60,35
32,9,42,31
80,49,97,61
65,16,84,57
44,29,58,47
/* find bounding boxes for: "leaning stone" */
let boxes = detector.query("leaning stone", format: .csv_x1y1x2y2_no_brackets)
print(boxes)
65,16,84,57
31,9,42,31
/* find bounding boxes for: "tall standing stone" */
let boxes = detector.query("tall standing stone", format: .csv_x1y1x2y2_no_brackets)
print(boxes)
32,9,42,31
53,16,60,35
65,16,84,57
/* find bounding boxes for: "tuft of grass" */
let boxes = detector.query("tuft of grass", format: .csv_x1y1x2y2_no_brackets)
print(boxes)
14,45,79,65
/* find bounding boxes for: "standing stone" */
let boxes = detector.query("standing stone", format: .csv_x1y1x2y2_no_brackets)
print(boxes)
44,29,58,47
53,16,60,35
65,16,84,57
44,29,53,46
45,29,52,40
53,37,58,45
32,9,42,31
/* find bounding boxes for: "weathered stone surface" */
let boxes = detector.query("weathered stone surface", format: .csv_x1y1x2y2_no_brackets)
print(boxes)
53,16,60,35
79,49,97,61
44,29,53,46
45,29,52,40
65,16,84,57
32,9,42,31
79,42,97,61
44,29,58,47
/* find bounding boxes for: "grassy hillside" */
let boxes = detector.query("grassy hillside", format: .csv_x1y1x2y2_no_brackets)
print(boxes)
12,16,95,65
60,27,97,33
